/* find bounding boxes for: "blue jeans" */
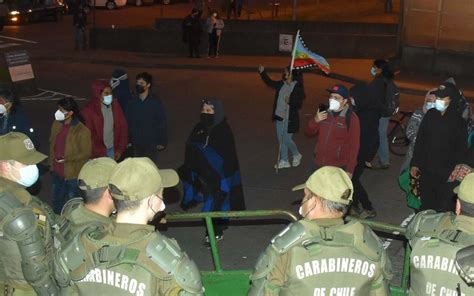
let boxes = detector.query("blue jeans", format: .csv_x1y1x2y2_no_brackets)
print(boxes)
106,147,115,158
51,172,79,214
378,116,390,165
276,119,300,162
74,27,86,49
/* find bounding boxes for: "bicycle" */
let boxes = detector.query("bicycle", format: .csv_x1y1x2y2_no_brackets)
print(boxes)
388,110,413,156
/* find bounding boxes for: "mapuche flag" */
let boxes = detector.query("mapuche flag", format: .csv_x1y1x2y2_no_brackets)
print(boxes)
291,31,330,74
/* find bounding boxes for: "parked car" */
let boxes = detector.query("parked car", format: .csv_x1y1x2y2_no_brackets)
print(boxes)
82,0,125,12
6,0,67,24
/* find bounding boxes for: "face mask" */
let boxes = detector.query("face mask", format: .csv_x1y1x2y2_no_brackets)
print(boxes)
370,66,378,77
55,110,66,121
103,95,113,105
136,84,146,94
159,201,166,212
425,102,435,110
350,98,355,106
200,113,214,127
298,206,303,216
435,99,447,112
329,98,341,111
212,14,217,17
11,164,39,187
0,104,6,115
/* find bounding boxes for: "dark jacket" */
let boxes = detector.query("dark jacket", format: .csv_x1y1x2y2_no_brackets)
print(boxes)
179,100,245,212
73,10,86,29
368,76,387,117
81,80,128,158
411,105,468,179
259,71,304,133
182,14,202,43
128,92,167,147
0,105,37,145
305,107,360,174
351,83,380,163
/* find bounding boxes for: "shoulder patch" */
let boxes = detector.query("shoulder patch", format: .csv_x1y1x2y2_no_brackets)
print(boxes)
61,197,84,218
406,210,454,240
270,222,306,254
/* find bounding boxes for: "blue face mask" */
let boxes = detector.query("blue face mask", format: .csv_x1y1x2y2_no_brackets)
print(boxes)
12,164,39,187
103,95,113,106
435,99,447,112
425,102,436,110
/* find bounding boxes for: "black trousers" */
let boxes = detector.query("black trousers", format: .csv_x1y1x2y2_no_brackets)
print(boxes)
419,171,456,212
351,162,374,210
188,38,200,57
133,144,158,164
208,32,218,56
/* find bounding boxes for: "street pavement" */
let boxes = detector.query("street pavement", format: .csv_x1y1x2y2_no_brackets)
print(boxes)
0,7,472,288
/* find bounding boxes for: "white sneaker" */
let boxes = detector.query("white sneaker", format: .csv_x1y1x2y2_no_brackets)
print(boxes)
275,160,291,169
292,154,302,167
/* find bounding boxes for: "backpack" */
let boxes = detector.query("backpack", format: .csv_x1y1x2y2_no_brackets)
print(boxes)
381,79,400,117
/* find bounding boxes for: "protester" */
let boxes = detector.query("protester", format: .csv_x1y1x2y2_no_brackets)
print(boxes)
73,5,87,50
248,166,392,295
258,64,304,169
206,11,224,58
179,99,245,243
349,83,378,218
183,8,203,58
305,84,360,177
398,89,436,211
81,80,128,160
128,72,167,163
367,59,395,169
411,82,468,212
0,89,36,143
49,97,91,213
406,173,474,295
110,68,133,115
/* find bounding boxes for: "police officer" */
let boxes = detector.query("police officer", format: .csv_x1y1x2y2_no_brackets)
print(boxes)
407,172,474,295
248,166,392,295
60,157,117,235
0,132,58,295
55,157,204,295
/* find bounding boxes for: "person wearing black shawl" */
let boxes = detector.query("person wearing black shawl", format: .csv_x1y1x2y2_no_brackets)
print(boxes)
411,82,468,212
179,99,245,242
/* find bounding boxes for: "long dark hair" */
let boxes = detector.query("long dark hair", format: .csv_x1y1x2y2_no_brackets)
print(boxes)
57,97,84,123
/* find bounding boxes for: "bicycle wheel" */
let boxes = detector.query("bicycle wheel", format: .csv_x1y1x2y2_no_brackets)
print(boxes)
389,124,410,156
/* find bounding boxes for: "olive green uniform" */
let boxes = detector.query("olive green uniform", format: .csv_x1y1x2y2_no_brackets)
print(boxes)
60,198,112,235
56,222,203,296
249,218,393,296
407,210,474,295
0,177,57,295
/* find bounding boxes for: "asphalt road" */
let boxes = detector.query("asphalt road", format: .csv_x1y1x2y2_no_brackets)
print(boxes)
0,13,414,286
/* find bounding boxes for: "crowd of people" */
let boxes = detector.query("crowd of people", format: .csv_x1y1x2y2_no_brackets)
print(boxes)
1,56,474,295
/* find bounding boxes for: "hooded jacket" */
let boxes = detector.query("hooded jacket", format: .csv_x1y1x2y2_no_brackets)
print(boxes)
81,80,128,159
305,106,360,174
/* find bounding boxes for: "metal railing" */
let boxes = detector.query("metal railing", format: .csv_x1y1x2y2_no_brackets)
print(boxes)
166,210,410,295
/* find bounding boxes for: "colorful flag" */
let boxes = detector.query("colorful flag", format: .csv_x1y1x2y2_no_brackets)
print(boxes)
291,32,330,74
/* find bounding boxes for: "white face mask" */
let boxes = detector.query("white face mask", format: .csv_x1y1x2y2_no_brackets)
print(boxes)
103,95,113,105
55,110,66,121
0,104,6,115
298,206,304,217
329,98,341,111
435,99,447,112
159,200,166,212
425,102,435,111
12,164,39,187
370,66,378,77
350,98,355,106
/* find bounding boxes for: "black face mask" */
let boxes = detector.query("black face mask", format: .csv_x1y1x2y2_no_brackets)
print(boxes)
136,84,146,94
200,113,214,127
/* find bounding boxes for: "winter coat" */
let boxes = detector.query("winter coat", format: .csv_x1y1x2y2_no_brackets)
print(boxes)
411,104,468,179
259,71,304,134
128,92,168,147
49,119,91,180
305,107,360,174
81,80,128,159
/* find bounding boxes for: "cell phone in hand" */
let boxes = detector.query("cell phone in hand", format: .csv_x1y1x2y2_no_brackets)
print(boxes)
318,103,328,112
